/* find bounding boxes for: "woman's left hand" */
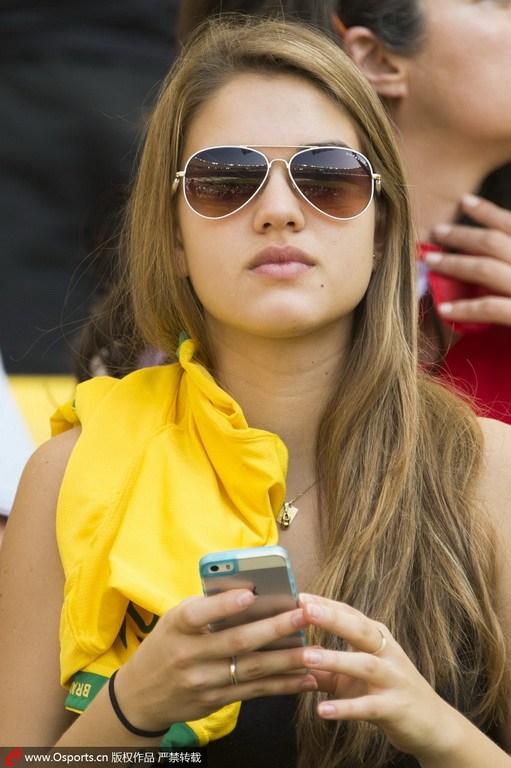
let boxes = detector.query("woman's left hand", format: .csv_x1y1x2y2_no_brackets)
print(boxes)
425,194,511,326
300,594,457,761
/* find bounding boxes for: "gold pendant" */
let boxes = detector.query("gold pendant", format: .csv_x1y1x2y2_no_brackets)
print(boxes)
276,502,299,529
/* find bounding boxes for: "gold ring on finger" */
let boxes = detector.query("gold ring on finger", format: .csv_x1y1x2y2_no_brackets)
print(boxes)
229,656,238,685
370,627,387,656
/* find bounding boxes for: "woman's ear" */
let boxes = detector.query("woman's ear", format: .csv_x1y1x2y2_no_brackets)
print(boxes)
343,26,409,100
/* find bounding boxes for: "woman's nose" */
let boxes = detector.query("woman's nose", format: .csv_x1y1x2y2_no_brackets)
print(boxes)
252,161,306,231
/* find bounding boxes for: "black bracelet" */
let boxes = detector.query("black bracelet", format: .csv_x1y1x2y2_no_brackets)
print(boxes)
108,669,169,738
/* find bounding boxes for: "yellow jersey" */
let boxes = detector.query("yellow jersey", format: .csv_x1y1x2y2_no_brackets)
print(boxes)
51,338,287,748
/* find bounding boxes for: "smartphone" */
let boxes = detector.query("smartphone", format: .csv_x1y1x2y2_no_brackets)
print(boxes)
199,545,305,651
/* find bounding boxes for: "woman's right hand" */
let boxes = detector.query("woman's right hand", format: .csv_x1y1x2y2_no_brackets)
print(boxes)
112,589,315,732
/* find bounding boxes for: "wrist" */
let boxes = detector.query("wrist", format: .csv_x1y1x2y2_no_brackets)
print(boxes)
414,704,472,768
110,667,171,737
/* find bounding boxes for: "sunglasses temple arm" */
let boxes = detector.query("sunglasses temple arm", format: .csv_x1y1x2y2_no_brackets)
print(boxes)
172,172,184,195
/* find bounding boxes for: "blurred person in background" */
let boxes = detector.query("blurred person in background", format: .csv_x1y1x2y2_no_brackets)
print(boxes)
0,351,34,544
333,0,511,423
0,0,180,374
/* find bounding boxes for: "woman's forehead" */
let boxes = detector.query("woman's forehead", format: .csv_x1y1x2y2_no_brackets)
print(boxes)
182,73,363,157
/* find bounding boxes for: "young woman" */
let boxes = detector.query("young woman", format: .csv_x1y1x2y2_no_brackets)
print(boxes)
1,17,510,768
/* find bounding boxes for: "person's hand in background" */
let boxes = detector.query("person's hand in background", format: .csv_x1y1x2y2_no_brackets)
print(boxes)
425,195,511,326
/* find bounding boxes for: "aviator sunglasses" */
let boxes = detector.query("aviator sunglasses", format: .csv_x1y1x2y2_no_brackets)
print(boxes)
172,145,382,221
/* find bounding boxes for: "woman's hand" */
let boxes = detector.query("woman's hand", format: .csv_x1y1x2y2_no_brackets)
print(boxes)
114,589,315,733
299,594,461,762
425,194,511,326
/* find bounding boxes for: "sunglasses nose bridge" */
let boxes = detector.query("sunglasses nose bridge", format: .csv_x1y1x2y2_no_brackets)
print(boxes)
265,157,296,191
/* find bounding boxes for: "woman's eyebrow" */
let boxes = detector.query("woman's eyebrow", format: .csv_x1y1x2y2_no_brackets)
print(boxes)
305,140,351,148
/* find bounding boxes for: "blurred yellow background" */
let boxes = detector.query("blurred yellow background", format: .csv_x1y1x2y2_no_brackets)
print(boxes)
9,376,76,445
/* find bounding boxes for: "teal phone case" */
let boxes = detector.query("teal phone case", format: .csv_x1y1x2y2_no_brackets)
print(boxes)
199,545,305,650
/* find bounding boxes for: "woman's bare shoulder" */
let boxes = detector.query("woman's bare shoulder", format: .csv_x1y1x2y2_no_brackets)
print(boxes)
479,417,511,483
477,417,511,532
19,427,81,490
4,426,81,540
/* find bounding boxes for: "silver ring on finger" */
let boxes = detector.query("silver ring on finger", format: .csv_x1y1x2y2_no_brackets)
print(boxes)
229,656,238,685
370,627,387,656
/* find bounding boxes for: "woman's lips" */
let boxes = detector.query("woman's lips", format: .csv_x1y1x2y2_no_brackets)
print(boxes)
249,246,315,278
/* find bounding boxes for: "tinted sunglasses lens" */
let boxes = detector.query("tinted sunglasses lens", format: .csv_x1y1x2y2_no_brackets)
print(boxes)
184,147,267,218
290,147,373,219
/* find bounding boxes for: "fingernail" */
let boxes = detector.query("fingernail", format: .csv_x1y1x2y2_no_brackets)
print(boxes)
301,677,318,691
462,193,480,208
319,702,336,716
433,223,452,237
438,302,453,315
307,603,323,619
425,252,442,265
291,609,306,627
304,649,322,665
237,592,254,607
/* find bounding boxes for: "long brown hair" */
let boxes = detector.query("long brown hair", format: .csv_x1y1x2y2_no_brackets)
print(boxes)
125,17,508,767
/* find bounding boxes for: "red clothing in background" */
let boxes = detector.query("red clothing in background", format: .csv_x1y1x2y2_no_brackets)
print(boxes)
419,243,511,425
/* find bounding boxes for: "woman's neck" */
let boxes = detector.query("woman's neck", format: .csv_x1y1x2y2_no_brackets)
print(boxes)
209,328,346,473
393,106,511,242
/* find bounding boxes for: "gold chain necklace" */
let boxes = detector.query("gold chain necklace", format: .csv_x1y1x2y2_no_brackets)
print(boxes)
276,479,318,529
